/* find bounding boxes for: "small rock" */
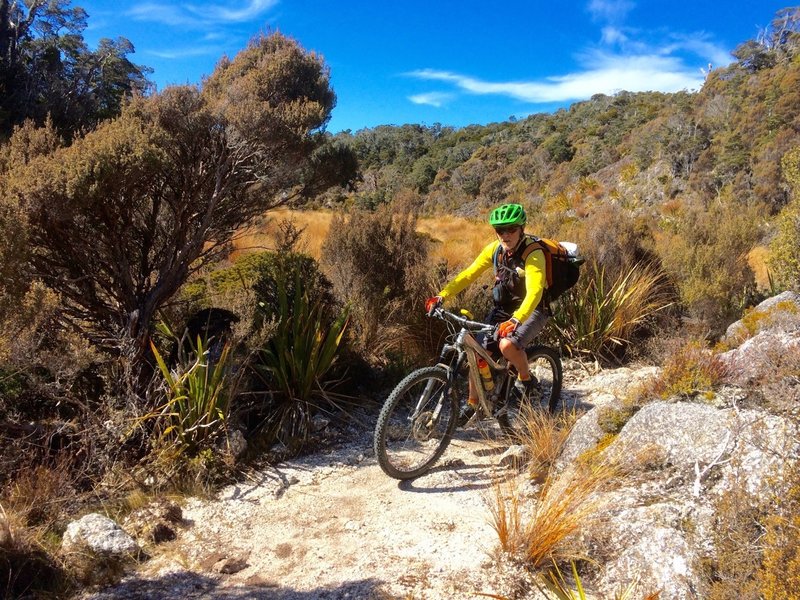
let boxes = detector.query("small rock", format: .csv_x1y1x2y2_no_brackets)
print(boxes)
311,415,331,432
499,445,530,469
213,554,249,574
62,513,139,556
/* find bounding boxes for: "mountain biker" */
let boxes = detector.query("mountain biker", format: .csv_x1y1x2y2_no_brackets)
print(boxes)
424,202,548,425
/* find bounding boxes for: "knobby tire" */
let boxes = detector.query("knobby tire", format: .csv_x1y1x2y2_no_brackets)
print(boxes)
373,366,459,480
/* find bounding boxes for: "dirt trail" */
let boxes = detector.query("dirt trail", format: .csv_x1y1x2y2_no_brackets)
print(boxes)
90,422,532,599
86,362,609,600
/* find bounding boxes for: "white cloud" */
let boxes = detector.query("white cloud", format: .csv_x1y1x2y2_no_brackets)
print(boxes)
408,92,454,107
406,0,733,108
588,0,635,23
148,46,221,59
127,4,199,27
661,34,732,68
185,0,279,23
409,52,705,104
128,0,278,27
601,26,629,45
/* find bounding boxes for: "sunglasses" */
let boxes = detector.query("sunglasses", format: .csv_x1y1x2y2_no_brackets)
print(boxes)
494,226,520,235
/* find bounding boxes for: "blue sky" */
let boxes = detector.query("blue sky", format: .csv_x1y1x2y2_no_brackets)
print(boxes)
78,1,792,133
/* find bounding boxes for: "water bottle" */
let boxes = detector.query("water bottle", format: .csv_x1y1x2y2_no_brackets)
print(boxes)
477,357,494,391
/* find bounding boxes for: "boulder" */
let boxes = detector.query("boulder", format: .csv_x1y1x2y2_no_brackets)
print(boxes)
608,401,796,496
591,500,707,600
560,397,798,596
61,513,139,557
216,428,247,460
720,330,800,385
722,290,800,345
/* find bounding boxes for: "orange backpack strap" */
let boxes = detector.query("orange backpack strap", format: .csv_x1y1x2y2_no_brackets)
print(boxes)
521,236,553,287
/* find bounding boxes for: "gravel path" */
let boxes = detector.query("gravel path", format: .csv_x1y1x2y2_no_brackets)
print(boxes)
84,361,613,600
86,422,530,599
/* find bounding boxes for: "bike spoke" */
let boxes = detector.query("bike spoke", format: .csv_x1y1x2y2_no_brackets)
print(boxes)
374,368,458,479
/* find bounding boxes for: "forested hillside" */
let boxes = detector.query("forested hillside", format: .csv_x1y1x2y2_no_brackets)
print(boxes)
330,7,800,330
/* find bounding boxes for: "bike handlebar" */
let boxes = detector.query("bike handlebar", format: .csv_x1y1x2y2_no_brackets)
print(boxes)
430,307,496,334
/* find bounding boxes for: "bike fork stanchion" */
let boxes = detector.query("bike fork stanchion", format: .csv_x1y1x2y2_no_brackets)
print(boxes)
409,378,443,423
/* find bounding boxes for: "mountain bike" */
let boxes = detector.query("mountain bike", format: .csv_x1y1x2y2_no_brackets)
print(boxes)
373,306,562,480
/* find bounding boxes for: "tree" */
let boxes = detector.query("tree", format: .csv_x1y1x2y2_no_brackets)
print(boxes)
2,32,356,395
0,0,151,139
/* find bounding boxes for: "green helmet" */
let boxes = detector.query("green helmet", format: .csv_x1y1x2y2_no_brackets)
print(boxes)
489,203,526,227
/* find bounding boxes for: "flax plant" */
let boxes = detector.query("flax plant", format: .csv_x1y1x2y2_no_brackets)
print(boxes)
251,276,349,452
149,336,233,455
552,262,673,362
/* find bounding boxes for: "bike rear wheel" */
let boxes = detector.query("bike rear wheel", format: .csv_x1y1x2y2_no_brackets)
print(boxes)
497,345,563,436
373,366,459,480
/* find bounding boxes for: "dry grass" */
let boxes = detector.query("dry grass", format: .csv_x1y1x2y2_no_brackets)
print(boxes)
230,209,491,269
513,405,576,482
230,209,335,259
416,215,490,267
489,459,617,571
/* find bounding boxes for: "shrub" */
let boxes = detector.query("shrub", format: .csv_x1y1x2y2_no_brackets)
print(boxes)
653,198,766,333
652,340,729,400
320,201,430,364
560,202,660,285
758,457,800,599
551,262,673,363
249,275,349,454
767,199,800,291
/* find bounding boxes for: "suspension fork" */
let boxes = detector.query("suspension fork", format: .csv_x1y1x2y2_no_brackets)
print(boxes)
409,346,459,422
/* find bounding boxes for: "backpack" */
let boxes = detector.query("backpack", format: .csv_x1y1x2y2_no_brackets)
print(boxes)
493,236,584,304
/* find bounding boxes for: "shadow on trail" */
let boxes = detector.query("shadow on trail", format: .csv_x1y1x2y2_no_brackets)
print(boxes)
557,384,599,413
85,571,387,599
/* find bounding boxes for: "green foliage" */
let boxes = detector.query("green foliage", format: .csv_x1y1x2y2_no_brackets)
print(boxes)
654,198,765,331
758,458,800,599
1,32,348,388
767,200,800,291
149,335,234,456
551,262,673,363
0,0,151,139
252,252,336,326
652,340,729,400
250,275,349,453
543,132,575,164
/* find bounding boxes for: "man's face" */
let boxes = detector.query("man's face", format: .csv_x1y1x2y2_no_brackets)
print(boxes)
495,225,522,251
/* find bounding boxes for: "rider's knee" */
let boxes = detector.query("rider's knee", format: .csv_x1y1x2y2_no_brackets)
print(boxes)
499,338,515,355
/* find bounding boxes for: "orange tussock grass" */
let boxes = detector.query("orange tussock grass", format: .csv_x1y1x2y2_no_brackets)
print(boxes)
230,209,336,260
230,209,492,268
489,459,616,570
513,404,575,482
746,245,771,291
417,215,489,267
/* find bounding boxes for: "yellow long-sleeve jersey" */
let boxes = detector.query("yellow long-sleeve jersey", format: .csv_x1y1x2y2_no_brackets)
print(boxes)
437,239,546,322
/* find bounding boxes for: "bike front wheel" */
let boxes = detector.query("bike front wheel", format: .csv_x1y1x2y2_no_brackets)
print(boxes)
373,366,459,480
497,345,563,436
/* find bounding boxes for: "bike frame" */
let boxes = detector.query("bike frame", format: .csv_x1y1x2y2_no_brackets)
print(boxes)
433,309,510,420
